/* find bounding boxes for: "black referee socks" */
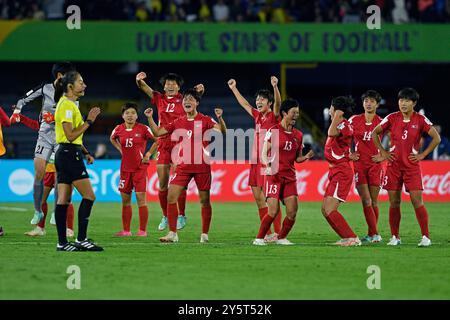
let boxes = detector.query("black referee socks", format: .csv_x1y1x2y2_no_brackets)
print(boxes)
55,204,69,245
77,198,94,242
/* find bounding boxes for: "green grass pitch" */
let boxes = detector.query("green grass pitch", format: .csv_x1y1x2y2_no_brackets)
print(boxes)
0,201,449,299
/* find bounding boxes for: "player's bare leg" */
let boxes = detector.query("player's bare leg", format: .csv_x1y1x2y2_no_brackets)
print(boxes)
369,185,381,224
115,192,132,237
322,196,360,246
387,190,402,245
157,164,170,231
275,196,297,245
31,157,46,224
199,190,212,243
160,184,184,242
356,184,380,243
135,191,148,236
409,190,431,246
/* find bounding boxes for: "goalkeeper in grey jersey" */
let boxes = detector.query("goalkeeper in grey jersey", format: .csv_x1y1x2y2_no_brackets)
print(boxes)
11,62,76,225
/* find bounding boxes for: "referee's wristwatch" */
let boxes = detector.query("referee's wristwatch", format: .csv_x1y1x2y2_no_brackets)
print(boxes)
86,119,94,126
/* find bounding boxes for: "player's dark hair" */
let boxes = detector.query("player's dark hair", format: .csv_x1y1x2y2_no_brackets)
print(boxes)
159,73,184,88
398,87,419,102
54,71,80,103
121,102,139,115
361,90,381,104
254,89,274,105
51,62,76,79
183,88,201,102
331,95,355,119
280,99,299,117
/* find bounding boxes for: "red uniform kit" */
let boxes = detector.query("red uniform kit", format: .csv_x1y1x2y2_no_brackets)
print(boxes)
265,123,303,200
324,119,354,201
379,111,432,192
349,114,383,187
151,91,185,164
163,113,217,190
250,108,280,187
110,123,154,193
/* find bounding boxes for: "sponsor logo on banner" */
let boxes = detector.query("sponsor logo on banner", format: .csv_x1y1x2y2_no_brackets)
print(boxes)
422,172,450,195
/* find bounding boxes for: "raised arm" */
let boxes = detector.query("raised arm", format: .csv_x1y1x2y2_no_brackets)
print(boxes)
144,108,168,137
194,84,205,97
136,72,155,99
213,108,227,133
327,110,344,137
271,76,281,117
227,79,254,117
409,126,441,163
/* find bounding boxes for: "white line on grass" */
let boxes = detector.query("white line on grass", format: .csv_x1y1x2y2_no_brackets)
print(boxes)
0,207,27,212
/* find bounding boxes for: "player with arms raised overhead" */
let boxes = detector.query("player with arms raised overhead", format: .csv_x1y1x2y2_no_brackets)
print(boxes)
322,96,361,247
372,88,441,247
348,90,383,243
136,72,204,231
253,99,314,246
145,89,227,243
228,76,282,241
110,103,155,237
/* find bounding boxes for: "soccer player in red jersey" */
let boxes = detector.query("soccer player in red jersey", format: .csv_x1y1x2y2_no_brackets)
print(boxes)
253,99,314,246
348,90,383,243
144,89,227,243
372,88,441,247
136,72,204,231
227,77,283,241
110,103,155,237
322,96,362,247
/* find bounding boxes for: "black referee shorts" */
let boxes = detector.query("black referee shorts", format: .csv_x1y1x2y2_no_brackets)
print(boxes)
55,143,89,184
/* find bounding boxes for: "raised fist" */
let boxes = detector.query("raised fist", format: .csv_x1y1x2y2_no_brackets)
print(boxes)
227,79,236,89
144,108,154,118
214,108,223,118
271,76,278,87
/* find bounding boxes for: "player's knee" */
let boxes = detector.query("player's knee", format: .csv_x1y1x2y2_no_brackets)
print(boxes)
411,198,423,208
390,199,401,208
371,200,378,208
287,211,297,220
362,197,372,207
200,198,211,207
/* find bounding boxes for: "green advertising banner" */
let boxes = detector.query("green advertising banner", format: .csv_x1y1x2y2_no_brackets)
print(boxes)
0,21,449,62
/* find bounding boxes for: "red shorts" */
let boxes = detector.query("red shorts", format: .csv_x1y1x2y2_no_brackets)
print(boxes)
118,168,148,194
170,171,211,191
156,137,175,165
324,163,353,202
249,163,264,188
44,172,56,188
265,175,297,201
383,163,423,192
354,163,384,187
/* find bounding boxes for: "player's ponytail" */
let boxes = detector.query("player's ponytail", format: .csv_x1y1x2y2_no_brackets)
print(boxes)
54,77,65,103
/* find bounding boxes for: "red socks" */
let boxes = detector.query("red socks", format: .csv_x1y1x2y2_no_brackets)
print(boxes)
38,202,48,228
122,205,132,232
257,214,275,239
167,203,178,232
389,207,401,238
325,211,357,238
363,206,378,236
66,203,74,230
273,206,282,234
414,205,429,237
158,190,168,217
258,207,272,235
178,190,187,216
373,206,379,224
278,216,295,239
138,206,149,232
201,206,212,234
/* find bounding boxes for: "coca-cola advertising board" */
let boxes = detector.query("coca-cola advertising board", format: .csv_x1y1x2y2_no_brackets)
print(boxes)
146,161,450,202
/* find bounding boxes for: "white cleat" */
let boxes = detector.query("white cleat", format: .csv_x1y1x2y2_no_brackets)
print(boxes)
24,226,46,236
418,235,431,247
264,233,278,243
252,238,266,246
275,238,294,245
387,236,401,246
66,228,74,237
200,233,209,243
334,237,361,247
159,231,178,243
